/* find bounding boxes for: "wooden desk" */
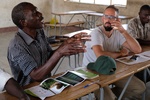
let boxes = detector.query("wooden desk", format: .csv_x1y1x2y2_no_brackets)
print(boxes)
97,45,150,100
1,46,150,100
118,15,133,22
49,10,96,35
0,80,99,100
98,45,150,82
52,10,95,15
64,29,92,37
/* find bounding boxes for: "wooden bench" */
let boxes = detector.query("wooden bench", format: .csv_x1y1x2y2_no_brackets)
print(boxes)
44,21,85,27
44,21,85,36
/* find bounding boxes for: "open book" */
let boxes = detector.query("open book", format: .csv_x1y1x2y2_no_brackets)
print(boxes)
116,50,150,65
24,67,98,100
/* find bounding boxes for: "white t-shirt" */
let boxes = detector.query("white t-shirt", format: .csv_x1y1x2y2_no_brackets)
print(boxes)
82,26,126,66
0,69,12,91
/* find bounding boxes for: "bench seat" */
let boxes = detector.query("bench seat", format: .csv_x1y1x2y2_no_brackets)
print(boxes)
45,21,85,27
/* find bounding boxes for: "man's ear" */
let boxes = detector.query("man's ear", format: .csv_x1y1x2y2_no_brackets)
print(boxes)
19,20,27,27
138,11,141,16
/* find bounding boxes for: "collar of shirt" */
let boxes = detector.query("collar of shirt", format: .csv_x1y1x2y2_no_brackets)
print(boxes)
137,16,143,29
18,29,42,45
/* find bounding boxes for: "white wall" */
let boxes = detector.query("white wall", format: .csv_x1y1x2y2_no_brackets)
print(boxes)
0,0,149,28
51,0,150,24
0,0,52,28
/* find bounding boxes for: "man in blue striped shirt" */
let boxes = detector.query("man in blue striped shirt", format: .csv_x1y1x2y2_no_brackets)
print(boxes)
7,2,88,86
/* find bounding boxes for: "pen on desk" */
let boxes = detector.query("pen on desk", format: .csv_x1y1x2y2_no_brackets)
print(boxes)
49,89,56,94
143,54,150,58
83,80,99,88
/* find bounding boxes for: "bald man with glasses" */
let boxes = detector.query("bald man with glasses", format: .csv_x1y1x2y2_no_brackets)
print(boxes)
82,5,145,100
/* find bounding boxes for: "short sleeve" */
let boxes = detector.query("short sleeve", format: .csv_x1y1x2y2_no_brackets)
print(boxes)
8,43,36,76
118,32,126,46
0,69,12,91
89,28,104,48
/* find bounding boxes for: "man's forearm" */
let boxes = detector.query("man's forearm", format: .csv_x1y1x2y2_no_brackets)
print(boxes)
122,31,142,53
5,78,29,100
30,50,62,81
96,51,122,59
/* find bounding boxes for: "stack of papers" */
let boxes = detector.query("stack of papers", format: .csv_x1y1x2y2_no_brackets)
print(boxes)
24,67,98,100
116,51,150,65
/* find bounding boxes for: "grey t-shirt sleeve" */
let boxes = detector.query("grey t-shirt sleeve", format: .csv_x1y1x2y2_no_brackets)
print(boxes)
89,28,104,48
119,32,126,46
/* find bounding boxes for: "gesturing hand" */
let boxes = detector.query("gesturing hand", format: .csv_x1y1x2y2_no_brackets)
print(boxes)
56,32,91,56
72,32,91,41
57,38,86,56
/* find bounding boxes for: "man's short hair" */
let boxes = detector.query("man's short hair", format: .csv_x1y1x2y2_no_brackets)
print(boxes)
11,2,33,29
139,5,150,12
105,5,119,15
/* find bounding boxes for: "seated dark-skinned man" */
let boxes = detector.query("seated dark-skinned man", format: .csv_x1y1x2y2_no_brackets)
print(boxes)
127,5,150,82
7,2,90,86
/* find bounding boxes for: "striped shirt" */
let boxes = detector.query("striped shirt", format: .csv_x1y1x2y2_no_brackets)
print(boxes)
127,16,150,40
7,29,53,86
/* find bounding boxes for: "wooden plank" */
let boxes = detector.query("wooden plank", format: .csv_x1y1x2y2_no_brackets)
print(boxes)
0,80,99,100
45,21,85,27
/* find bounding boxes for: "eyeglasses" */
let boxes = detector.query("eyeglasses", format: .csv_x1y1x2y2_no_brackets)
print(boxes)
103,14,117,20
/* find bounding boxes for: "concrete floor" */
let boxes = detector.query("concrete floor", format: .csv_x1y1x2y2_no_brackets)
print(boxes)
0,27,150,100
0,31,15,75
